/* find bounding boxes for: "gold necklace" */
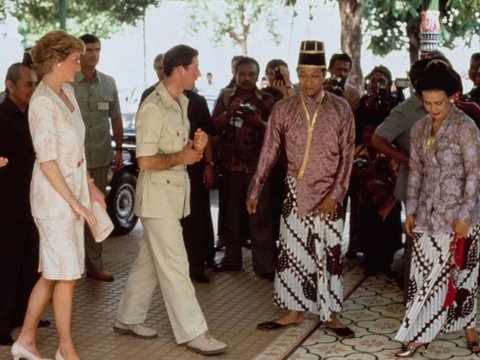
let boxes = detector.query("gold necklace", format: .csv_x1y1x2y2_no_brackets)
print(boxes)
296,92,324,180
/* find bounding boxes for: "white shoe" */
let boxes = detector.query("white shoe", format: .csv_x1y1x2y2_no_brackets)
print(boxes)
187,333,228,355
55,349,64,360
113,320,158,339
11,342,50,360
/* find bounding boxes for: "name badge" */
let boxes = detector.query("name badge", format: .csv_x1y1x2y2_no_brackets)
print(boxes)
98,102,109,111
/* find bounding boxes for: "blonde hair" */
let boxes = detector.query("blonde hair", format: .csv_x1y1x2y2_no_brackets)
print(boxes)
31,30,84,78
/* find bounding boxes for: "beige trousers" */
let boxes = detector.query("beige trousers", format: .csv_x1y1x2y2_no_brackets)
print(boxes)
116,217,208,343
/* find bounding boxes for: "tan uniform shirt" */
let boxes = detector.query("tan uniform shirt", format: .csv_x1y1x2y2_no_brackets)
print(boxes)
72,71,121,168
134,82,191,219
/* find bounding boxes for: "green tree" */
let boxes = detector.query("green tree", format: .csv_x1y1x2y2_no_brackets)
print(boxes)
363,0,480,64
186,0,284,56
0,0,161,44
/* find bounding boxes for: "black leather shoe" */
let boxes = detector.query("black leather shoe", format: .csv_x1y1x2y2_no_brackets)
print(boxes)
191,273,210,283
259,273,275,281
325,326,355,338
212,262,242,272
257,321,298,331
0,333,14,346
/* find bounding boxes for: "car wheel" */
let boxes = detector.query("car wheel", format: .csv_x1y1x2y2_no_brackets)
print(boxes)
107,171,138,236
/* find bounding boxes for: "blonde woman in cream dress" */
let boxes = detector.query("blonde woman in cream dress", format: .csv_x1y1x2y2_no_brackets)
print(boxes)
11,31,105,360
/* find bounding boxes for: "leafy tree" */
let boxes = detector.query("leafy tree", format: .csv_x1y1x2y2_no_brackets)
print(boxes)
363,0,480,64
186,0,283,55
0,0,161,45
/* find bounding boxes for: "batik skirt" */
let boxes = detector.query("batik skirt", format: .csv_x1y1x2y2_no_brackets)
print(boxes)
273,174,344,322
396,224,480,343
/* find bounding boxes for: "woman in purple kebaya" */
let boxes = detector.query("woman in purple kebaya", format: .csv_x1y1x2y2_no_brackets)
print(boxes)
395,60,480,357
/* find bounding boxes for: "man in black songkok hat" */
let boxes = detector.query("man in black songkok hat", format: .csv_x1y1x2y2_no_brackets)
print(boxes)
247,40,356,338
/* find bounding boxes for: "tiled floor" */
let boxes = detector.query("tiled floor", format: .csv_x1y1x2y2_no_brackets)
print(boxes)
2,211,480,359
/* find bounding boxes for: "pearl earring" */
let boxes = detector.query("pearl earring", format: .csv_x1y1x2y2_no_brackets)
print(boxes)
57,63,61,67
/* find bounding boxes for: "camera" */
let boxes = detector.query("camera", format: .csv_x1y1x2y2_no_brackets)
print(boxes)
353,156,368,170
238,102,256,115
325,75,346,96
274,67,284,82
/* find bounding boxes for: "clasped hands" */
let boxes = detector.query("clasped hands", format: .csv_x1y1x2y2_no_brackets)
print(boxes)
246,195,337,220
181,129,208,165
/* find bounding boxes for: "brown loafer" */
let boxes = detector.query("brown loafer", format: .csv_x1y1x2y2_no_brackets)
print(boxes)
87,268,114,281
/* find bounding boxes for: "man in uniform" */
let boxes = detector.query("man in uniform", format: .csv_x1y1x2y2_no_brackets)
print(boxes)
247,41,355,336
114,44,227,355
72,34,124,281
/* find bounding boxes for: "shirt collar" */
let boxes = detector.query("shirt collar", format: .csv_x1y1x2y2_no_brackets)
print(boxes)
156,81,188,111
75,70,101,84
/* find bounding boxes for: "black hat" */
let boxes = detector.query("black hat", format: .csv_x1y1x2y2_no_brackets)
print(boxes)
297,41,326,69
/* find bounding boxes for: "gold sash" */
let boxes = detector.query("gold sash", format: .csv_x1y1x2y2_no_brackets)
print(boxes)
296,92,324,180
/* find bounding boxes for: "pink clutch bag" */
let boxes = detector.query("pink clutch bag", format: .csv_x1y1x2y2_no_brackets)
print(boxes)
89,202,114,243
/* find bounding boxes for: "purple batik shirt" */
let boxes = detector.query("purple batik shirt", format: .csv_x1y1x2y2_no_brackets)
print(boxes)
407,106,480,235
248,91,355,218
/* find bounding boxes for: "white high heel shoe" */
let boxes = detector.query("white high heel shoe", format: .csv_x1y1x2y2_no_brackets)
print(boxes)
55,349,65,360
11,342,50,360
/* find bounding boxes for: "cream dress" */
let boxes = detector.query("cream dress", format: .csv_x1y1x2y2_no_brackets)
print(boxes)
29,82,90,280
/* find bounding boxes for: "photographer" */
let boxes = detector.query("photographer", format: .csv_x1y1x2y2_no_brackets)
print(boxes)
346,65,400,260
356,66,399,139
211,57,275,280
324,53,361,110
349,118,401,276
265,59,296,98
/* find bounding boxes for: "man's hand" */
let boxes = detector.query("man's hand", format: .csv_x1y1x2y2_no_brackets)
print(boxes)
0,157,8,168
279,65,293,88
317,196,337,220
453,219,469,239
182,141,203,165
405,214,415,237
193,128,208,151
227,97,243,117
113,150,123,172
246,197,258,214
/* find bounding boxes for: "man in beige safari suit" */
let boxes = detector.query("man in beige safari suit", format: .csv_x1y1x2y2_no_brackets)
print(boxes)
114,45,227,356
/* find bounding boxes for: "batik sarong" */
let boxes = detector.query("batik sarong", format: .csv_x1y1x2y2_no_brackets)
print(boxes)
396,224,480,343
273,174,344,322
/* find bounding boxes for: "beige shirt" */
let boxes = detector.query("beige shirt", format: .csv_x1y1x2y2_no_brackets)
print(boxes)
72,71,121,168
29,82,90,220
134,82,191,219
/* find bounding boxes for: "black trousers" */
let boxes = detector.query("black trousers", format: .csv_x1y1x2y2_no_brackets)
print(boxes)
221,170,275,274
0,220,39,334
181,164,215,277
